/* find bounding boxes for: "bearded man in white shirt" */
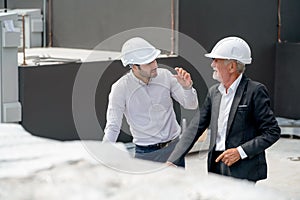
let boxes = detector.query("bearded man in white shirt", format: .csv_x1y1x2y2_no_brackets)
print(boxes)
102,37,199,167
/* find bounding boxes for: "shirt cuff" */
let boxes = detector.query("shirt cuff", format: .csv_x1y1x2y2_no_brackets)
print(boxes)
183,87,197,95
237,146,248,159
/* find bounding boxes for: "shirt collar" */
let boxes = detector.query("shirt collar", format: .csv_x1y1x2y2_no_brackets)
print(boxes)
130,70,147,85
218,73,243,95
130,69,155,85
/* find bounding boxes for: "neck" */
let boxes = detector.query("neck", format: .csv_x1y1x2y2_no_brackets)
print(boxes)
223,73,241,92
132,70,150,84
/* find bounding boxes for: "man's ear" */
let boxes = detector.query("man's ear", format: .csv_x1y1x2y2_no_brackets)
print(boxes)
131,64,137,70
230,61,237,73
132,64,141,71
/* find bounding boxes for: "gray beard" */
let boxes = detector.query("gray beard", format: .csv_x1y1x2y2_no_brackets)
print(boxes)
213,72,221,82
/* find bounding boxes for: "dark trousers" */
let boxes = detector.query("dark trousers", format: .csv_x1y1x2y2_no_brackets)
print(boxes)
210,150,231,176
210,150,257,183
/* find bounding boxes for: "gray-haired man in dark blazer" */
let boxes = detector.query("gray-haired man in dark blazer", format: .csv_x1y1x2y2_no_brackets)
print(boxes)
167,36,281,182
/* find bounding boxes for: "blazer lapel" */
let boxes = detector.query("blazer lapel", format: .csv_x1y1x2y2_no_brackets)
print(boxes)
226,75,248,136
210,87,222,148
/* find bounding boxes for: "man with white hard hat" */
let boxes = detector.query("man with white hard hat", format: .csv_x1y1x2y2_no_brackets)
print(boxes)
103,37,198,166
167,36,280,182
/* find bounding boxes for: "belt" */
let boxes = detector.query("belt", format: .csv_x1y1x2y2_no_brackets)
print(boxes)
135,137,177,149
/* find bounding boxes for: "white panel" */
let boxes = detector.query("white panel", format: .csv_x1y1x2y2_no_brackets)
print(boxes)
2,48,19,102
3,102,22,122
2,29,20,47
31,19,43,32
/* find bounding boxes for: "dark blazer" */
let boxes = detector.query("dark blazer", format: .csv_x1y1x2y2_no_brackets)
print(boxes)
168,75,281,181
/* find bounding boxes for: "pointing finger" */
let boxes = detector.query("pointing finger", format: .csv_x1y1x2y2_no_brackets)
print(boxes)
215,153,224,163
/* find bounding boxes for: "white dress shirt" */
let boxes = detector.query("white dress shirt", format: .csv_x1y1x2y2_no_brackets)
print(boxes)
103,68,198,145
216,74,247,159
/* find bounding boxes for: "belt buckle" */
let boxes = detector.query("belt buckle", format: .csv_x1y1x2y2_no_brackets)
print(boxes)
159,141,169,148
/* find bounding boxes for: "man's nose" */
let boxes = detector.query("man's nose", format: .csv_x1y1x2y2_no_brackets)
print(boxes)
153,60,158,68
211,60,216,67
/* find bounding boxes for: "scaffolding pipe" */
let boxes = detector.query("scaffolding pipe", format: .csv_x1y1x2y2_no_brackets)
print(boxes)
4,0,7,12
277,0,282,43
22,15,27,66
170,0,175,55
43,0,47,47
48,0,53,47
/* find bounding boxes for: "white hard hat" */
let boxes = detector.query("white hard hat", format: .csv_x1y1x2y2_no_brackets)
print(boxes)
121,37,161,66
205,36,252,64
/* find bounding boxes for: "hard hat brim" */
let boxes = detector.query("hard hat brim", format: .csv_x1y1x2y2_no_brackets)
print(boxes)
205,53,230,60
204,53,252,64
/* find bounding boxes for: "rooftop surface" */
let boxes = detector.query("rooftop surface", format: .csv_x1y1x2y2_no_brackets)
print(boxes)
0,123,299,199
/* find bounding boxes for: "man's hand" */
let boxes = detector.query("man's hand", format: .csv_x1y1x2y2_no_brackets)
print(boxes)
215,148,241,166
174,67,193,89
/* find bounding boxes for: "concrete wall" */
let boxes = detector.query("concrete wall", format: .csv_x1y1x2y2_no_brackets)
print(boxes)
3,0,178,51
52,0,177,51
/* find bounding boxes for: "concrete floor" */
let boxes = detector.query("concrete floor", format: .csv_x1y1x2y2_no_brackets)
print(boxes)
185,138,300,200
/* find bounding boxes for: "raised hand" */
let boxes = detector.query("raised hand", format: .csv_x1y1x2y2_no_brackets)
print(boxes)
174,67,193,89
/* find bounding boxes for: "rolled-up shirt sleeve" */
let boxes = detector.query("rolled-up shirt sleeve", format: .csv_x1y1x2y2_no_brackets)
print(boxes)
181,87,198,109
169,72,198,109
